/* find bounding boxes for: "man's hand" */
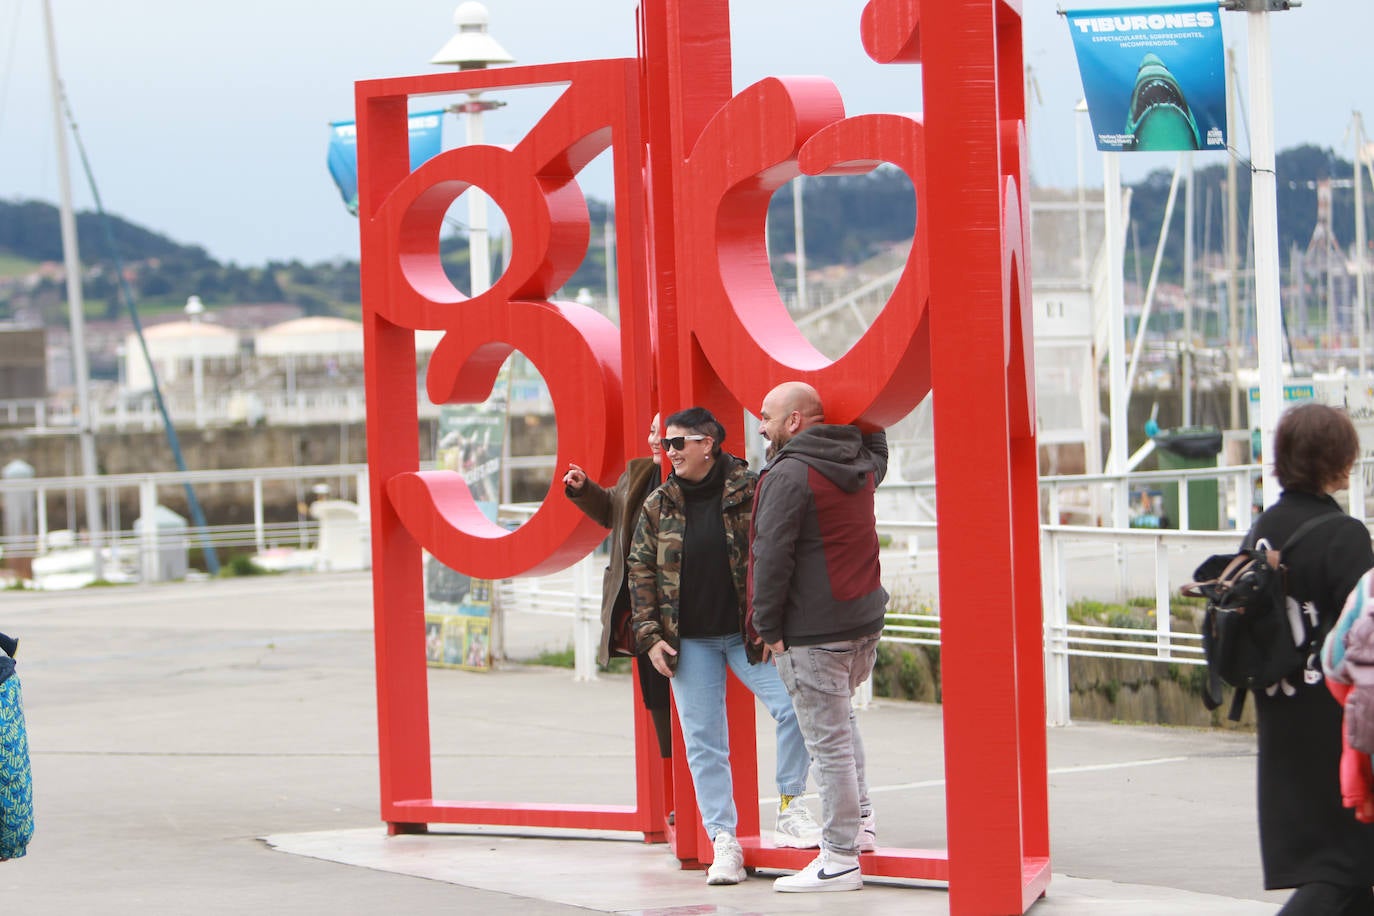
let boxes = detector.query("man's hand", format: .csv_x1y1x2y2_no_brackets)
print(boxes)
648,640,677,678
756,638,785,663
561,463,587,491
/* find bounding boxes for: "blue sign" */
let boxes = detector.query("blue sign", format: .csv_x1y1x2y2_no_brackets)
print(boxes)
1064,4,1227,153
327,110,445,215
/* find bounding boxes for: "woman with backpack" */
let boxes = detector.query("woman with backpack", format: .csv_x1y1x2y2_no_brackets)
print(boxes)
1249,403,1374,915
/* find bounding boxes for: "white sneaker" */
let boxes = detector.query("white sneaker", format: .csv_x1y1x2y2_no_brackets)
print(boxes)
774,848,863,893
774,800,822,848
856,809,877,852
706,832,747,885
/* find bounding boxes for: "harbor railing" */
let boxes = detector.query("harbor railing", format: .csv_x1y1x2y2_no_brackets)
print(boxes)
6,460,1371,726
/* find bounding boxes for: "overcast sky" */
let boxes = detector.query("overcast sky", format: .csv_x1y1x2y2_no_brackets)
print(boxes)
0,0,1368,266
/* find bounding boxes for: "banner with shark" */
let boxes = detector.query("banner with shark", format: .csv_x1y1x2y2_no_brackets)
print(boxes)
1065,4,1227,153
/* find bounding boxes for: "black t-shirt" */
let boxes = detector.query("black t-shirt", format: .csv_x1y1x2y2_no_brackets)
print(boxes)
674,459,737,638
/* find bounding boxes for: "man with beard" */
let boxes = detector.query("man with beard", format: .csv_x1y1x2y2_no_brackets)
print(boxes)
748,381,888,893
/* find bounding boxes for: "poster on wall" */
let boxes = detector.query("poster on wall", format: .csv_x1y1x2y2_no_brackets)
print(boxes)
426,609,492,672
1064,4,1227,153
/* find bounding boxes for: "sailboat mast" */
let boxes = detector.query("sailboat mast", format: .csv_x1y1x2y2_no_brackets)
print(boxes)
1355,111,1368,376
42,0,102,575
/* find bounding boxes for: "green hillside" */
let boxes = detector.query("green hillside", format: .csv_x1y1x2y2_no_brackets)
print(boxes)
0,143,1358,328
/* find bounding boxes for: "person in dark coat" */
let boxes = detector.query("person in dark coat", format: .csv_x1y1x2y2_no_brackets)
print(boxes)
1248,403,1374,915
563,413,675,759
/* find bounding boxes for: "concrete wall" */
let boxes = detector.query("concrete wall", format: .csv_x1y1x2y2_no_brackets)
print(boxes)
2,421,392,530
1,413,562,531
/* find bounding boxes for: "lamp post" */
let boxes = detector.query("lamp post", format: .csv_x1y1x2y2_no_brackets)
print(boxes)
185,294,206,429
431,1,514,297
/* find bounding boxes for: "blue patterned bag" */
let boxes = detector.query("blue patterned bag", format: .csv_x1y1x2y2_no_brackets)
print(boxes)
0,673,33,860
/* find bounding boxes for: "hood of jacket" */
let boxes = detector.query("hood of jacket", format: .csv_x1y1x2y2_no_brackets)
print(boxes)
765,425,875,493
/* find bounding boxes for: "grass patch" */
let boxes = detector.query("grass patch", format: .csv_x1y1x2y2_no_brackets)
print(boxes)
219,554,271,577
533,643,633,674
1068,596,1202,631
0,252,37,277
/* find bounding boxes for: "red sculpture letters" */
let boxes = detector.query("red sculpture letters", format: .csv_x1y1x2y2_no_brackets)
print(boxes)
357,2,1047,912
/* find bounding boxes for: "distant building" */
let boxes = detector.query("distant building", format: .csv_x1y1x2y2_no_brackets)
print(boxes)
0,326,46,400
254,316,362,360
123,320,239,392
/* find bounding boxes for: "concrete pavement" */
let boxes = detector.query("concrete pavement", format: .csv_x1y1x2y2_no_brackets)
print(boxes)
0,571,1289,914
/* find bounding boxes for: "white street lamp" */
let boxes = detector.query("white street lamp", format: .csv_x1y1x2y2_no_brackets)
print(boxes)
185,294,206,429
431,2,514,297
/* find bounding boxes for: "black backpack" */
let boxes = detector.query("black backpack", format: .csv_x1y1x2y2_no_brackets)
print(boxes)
1182,511,1344,721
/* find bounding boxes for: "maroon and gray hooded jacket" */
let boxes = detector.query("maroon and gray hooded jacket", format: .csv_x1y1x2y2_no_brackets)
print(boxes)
747,426,888,648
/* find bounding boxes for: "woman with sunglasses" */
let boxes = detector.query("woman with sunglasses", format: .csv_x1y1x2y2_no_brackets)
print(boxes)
628,407,819,886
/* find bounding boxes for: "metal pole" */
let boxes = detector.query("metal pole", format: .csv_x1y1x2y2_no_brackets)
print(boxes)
1105,153,1130,527
793,176,807,310
43,0,102,579
604,213,618,317
1183,152,1195,426
1125,156,1183,396
1226,47,1241,430
187,297,206,428
1247,7,1284,508
1075,101,1089,286
1355,112,1368,376
466,96,491,296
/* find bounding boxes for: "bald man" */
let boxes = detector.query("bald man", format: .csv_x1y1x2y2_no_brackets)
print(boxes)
748,381,888,893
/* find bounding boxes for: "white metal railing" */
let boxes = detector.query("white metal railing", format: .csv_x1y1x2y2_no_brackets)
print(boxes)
6,459,1366,728
0,464,371,582
1038,524,1244,725
490,523,1242,725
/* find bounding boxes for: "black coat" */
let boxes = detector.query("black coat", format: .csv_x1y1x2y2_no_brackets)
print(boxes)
1250,489,1374,889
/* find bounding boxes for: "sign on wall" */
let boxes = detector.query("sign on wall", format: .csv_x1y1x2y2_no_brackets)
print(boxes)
1064,3,1227,153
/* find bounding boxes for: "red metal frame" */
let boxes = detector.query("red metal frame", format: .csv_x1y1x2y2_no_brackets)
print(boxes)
357,2,1048,912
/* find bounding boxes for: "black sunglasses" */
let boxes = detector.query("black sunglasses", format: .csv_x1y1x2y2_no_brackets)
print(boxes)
660,434,708,451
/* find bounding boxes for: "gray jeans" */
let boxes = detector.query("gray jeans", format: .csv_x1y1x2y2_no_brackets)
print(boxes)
774,633,880,855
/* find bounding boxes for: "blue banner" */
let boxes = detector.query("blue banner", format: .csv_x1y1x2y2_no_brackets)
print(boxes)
1064,4,1227,153
327,110,445,215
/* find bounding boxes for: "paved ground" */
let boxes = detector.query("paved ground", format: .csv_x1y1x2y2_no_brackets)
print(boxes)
0,571,1291,914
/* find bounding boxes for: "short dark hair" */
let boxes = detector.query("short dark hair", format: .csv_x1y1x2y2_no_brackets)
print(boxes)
1272,402,1359,494
664,406,725,457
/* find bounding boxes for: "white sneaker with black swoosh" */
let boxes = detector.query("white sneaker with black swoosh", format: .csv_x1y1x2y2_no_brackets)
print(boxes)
773,848,863,892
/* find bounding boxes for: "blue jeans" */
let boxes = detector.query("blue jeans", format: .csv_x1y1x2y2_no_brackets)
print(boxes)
774,634,880,855
670,633,810,840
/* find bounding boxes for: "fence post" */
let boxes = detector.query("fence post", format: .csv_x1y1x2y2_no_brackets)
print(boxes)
1155,534,1171,658
36,485,48,554
1043,527,1072,726
253,477,266,554
1351,458,1367,522
138,477,159,583
572,553,598,682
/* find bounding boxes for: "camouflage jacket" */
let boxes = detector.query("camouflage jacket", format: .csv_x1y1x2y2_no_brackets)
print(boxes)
626,454,760,670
